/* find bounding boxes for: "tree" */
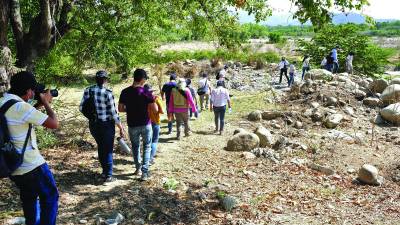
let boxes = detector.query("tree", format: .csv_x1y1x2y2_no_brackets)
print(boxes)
298,24,391,76
0,0,370,82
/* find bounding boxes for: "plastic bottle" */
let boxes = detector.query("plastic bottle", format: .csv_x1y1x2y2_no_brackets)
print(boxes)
117,137,131,154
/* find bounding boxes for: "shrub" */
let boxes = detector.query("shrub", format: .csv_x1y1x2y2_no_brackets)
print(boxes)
268,32,285,44
298,24,391,76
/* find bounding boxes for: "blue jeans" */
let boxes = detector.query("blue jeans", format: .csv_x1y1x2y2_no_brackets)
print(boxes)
151,123,160,161
10,163,59,225
128,125,152,174
333,62,339,73
213,105,226,131
189,106,199,118
325,64,333,72
288,72,295,87
89,120,115,177
302,66,309,80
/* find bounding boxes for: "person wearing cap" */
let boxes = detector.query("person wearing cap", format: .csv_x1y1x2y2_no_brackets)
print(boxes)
331,45,340,74
0,71,59,225
210,80,231,135
168,78,197,140
198,73,211,111
80,70,126,183
186,78,198,119
144,84,164,165
161,73,177,134
119,69,157,181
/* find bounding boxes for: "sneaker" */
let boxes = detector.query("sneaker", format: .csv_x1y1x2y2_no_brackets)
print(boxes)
219,130,223,135
176,136,181,141
140,173,151,182
149,159,155,166
96,174,107,182
133,168,141,176
104,176,117,183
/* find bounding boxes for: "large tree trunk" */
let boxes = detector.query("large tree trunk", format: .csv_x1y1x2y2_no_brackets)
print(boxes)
0,0,10,47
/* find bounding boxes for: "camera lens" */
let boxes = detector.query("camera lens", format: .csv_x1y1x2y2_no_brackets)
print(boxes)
50,89,58,97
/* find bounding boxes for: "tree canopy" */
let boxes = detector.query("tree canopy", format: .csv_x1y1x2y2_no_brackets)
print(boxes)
0,0,370,82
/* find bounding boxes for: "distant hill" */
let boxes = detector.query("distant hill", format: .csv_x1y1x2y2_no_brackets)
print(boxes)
238,11,395,26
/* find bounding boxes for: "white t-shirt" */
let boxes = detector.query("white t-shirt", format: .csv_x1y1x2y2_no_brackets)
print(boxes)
346,55,353,64
289,64,296,74
210,87,230,107
303,58,310,67
278,60,289,69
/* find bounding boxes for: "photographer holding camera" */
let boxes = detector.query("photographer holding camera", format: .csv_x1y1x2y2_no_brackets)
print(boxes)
0,71,59,225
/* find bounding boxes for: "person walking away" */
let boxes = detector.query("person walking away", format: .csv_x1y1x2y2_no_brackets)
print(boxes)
216,65,228,87
325,52,334,72
278,57,290,84
119,69,157,181
198,73,211,111
80,70,126,183
331,45,340,74
288,62,297,87
161,73,177,134
168,78,197,140
0,71,59,225
144,84,164,165
346,52,354,75
301,55,310,80
210,80,231,135
186,78,198,119
320,56,327,69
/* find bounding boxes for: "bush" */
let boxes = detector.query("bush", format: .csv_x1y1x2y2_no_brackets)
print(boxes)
298,24,391,76
36,126,59,149
268,32,285,44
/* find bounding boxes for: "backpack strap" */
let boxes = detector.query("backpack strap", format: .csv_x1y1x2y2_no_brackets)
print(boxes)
21,124,32,155
0,99,19,115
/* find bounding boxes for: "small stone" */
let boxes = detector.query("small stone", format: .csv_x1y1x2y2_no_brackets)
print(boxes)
79,220,88,224
311,102,320,108
357,164,384,186
344,107,355,116
248,110,262,121
309,163,335,175
7,217,25,225
273,135,288,150
324,113,343,129
294,121,303,129
241,152,256,159
326,96,338,106
262,111,282,120
347,168,356,174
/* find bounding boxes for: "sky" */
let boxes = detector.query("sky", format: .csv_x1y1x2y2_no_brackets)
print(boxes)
266,0,400,19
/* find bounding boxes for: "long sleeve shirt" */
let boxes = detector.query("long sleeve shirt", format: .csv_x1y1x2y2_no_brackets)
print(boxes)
332,48,338,62
168,89,197,113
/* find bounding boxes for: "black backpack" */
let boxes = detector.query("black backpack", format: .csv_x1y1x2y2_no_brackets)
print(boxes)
81,87,97,121
0,99,32,178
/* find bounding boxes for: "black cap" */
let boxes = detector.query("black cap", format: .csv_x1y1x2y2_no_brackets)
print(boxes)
170,73,177,80
10,71,37,91
96,70,109,78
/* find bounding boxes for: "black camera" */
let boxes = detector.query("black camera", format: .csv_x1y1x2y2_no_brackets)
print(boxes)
34,83,58,102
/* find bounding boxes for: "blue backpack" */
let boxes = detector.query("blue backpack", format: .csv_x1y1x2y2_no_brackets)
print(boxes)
0,99,32,178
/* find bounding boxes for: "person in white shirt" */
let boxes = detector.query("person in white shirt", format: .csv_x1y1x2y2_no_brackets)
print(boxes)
216,65,228,88
278,57,290,84
301,55,310,80
198,73,211,111
210,81,231,135
288,62,296,87
346,52,354,74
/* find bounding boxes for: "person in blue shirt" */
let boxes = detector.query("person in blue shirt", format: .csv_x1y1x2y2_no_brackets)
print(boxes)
331,45,340,74
161,73,177,134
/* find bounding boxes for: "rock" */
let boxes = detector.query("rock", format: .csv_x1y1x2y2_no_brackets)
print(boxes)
300,80,315,94
6,217,25,225
272,123,282,129
226,131,260,151
233,128,247,135
248,110,262,121
309,163,335,175
357,164,384,186
311,108,325,122
324,113,343,129
234,61,243,69
291,158,308,166
380,103,400,124
390,78,400,85
262,111,282,120
272,135,288,150
105,213,124,225
353,89,367,101
344,107,355,116
79,220,88,224
357,79,370,89
363,97,382,107
326,96,338,106
241,152,256,159
381,84,400,105
369,78,388,93
254,126,274,147
371,114,386,125
310,102,320,109
325,130,362,144
294,121,303,129
304,69,333,81
221,196,238,212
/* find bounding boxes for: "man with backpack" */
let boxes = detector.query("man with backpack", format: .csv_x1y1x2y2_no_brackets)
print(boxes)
198,73,211,111
80,70,125,183
119,69,157,181
161,73,177,134
0,71,59,225
278,57,290,84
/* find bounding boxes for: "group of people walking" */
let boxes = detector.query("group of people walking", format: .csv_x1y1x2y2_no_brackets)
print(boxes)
278,45,355,87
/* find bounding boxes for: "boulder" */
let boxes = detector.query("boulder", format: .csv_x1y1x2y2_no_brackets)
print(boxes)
324,113,343,129
254,126,274,148
357,79,370,89
380,103,400,124
261,111,282,120
226,131,260,151
381,84,400,105
248,110,262,121
389,78,400,85
371,114,386,125
353,89,367,101
304,69,333,81
326,96,338,107
369,78,388,94
357,164,384,186
363,97,382,107
233,128,247,135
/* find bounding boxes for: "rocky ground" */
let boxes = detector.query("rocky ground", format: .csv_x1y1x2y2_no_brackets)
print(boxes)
1,61,400,225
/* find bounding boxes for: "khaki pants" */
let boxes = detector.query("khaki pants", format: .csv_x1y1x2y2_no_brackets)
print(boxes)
175,112,190,137
199,93,209,110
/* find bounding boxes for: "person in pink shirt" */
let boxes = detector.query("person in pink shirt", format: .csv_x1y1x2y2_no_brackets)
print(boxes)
168,78,197,140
